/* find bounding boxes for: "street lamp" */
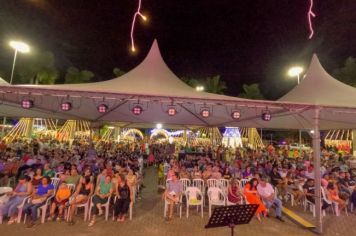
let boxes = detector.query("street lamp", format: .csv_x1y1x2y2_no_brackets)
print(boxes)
288,66,304,85
288,66,304,155
9,40,30,84
196,86,204,92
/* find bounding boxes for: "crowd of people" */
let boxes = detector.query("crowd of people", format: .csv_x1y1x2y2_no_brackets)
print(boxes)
0,138,144,227
1,136,356,228
160,144,356,221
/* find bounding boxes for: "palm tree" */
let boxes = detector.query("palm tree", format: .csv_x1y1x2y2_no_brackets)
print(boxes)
64,67,94,84
238,83,264,99
204,75,227,94
113,68,126,77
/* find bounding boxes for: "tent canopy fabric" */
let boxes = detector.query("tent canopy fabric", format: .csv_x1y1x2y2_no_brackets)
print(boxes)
279,55,356,108
0,41,356,130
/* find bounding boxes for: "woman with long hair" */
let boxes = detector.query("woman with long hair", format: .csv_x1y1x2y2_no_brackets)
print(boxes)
243,178,267,221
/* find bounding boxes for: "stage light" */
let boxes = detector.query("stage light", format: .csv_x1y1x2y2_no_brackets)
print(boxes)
132,105,143,115
61,102,72,111
156,123,162,129
21,99,33,109
201,109,210,118
231,111,241,120
167,107,177,116
97,104,108,113
262,110,271,121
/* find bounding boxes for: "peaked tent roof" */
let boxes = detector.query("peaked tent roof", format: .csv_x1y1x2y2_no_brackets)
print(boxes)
19,40,244,101
279,54,356,108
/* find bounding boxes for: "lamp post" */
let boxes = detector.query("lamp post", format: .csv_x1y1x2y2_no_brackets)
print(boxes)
288,66,304,156
9,41,30,84
2,41,30,137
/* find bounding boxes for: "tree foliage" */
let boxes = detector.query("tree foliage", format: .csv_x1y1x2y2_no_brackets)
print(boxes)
238,83,264,99
333,57,356,87
16,51,58,84
113,68,126,77
64,67,94,84
182,75,226,94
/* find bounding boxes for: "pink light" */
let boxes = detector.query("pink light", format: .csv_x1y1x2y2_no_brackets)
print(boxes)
307,0,316,39
130,0,147,52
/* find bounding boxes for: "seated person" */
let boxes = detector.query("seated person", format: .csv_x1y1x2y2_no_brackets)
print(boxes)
68,175,94,225
327,182,346,214
88,175,113,227
257,177,284,222
303,178,315,203
48,183,71,221
1,175,32,224
114,174,133,222
23,176,54,227
163,172,182,221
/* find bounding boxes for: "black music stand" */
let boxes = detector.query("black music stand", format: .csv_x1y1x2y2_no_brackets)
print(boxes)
205,204,259,236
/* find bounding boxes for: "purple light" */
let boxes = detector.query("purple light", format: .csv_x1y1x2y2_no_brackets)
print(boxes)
132,105,143,115
262,111,271,121
61,102,72,111
21,100,33,109
97,104,108,113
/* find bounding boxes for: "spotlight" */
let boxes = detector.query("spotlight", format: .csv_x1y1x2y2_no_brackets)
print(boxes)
167,107,177,116
156,123,162,129
97,104,108,113
21,99,33,109
201,109,210,118
262,110,271,121
132,105,143,115
61,102,72,111
231,111,241,120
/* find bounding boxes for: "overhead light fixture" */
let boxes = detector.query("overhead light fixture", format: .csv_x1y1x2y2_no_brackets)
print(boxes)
61,102,72,111
132,105,143,115
167,107,177,116
97,104,108,113
201,109,210,118
262,109,271,121
21,99,33,109
231,111,241,120
156,123,162,129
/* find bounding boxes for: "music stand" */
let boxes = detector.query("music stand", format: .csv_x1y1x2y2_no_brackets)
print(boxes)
205,204,259,236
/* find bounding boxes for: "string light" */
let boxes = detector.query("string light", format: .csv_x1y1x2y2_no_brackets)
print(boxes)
307,0,316,39
130,0,147,52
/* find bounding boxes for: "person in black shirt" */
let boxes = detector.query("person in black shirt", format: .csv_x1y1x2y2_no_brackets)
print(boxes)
114,174,132,222
303,179,315,203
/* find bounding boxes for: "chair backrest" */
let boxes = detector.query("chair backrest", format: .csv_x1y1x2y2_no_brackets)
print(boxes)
217,179,229,189
192,179,205,192
180,178,191,192
208,187,225,202
207,179,218,188
239,179,249,189
321,187,332,204
67,183,76,193
51,177,61,189
185,187,202,200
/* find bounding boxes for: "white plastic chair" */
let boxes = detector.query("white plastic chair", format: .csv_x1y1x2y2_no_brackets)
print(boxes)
66,196,91,222
23,193,55,224
207,187,226,217
207,179,219,188
217,179,229,195
16,196,31,223
88,195,111,221
239,179,249,189
185,187,203,218
180,178,191,194
163,197,182,218
304,197,316,217
51,178,61,189
111,196,133,221
192,179,205,206
321,187,335,216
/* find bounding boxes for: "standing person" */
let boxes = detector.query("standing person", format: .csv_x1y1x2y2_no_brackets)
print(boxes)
243,178,267,221
1,175,32,224
114,174,133,222
23,176,54,228
257,177,284,222
88,175,113,227
163,172,182,221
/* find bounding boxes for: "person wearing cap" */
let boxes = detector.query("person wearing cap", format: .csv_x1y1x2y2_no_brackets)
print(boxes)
257,177,285,222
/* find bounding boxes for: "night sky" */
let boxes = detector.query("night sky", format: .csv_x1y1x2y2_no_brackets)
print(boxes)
0,0,355,99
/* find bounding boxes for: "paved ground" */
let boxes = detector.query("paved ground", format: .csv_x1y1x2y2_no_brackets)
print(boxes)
1,167,355,236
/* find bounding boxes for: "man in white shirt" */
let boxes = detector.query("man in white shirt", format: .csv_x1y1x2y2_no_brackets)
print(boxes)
257,177,284,222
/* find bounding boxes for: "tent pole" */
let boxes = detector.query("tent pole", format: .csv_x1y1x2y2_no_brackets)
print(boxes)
313,107,322,234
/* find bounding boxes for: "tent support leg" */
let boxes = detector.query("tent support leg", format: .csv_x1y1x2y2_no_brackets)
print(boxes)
313,107,322,234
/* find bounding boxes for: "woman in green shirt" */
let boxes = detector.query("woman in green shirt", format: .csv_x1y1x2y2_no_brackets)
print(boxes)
88,175,113,226
43,163,55,178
